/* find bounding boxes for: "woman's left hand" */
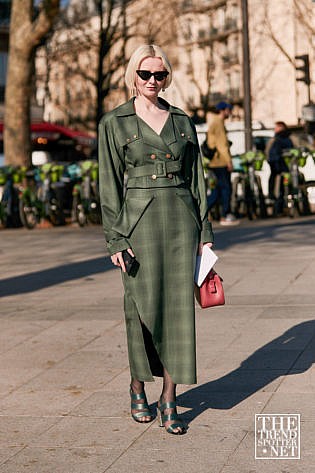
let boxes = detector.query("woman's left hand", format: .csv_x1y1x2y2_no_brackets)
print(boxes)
198,242,213,256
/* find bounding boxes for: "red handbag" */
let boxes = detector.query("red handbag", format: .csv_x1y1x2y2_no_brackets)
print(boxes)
195,269,225,308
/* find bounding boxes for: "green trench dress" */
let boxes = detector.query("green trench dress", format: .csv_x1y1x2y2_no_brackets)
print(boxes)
98,98,214,385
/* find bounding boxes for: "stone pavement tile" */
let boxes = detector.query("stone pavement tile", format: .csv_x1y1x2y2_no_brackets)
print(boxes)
0,320,54,354
220,429,313,473
196,307,263,334
0,368,43,397
175,390,271,424
0,447,122,473
227,295,278,306
300,421,314,454
0,448,23,467
17,364,125,393
69,390,130,418
201,347,301,371
98,368,131,391
195,304,264,320
78,327,127,352
224,318,314,352
0,320,115,370
226,263,304,296
0,389,92,416
0,416,60,447
34,416,149,449
263,393,315,421
275,365,315,394
67,303,124,320
43,350,129,372
105,420,247,473
0,302,43,318
196,368,285,395
6,308,78,322
260,306,315,319
272,294,315,305
292,336,315,370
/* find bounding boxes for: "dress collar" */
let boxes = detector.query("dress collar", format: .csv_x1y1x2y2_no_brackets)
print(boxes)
115,97,187,118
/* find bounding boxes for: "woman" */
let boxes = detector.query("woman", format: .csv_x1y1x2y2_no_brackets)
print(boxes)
98,44,214,435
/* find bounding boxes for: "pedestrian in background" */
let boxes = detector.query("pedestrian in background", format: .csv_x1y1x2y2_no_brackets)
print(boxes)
267,121,293,215
205,101,239,225
98,44,214,435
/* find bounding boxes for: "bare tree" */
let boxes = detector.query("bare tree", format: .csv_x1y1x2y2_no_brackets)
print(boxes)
38,0,132,134
4,0,60,166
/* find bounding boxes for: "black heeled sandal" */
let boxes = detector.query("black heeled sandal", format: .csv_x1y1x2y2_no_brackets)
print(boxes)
157,397,187,435
130,386,154,423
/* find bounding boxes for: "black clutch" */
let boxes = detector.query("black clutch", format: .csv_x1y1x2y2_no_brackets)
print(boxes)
122,250,139,276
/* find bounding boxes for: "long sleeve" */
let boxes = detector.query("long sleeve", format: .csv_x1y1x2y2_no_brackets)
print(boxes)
98,114,130,255
188,120,214,244
207,115,232,167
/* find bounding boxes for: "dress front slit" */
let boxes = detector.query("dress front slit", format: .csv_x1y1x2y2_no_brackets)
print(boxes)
122,186,199,385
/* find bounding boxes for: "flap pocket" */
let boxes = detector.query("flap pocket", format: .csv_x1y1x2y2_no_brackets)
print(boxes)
112,195,154,237
176,191,201,230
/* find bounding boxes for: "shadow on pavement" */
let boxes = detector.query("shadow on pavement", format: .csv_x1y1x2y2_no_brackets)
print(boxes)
177,320,315,423
0,256,114,297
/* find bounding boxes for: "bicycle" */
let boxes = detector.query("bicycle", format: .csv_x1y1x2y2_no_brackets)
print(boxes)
276,148,310,218
72,160,100,226
0,165,23,228
303,148,315,214
19,162,66,229
18,167,43,229
231,150,267,220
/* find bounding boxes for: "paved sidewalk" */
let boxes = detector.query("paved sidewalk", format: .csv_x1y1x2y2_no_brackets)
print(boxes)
0,216,314,473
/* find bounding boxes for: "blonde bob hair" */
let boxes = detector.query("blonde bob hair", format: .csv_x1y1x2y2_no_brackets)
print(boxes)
125,44,172,97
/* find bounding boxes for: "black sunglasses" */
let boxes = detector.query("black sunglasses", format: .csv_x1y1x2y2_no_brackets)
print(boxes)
136,70,169,81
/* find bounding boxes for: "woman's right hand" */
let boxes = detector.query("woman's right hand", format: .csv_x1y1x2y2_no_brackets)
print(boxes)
111,248,135,273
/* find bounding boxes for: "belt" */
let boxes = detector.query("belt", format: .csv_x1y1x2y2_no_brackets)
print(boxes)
127,161,182,180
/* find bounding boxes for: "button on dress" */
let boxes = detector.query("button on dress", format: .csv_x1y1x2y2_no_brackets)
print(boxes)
98,98,213,384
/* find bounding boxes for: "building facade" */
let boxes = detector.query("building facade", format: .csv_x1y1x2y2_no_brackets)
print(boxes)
3,0,314,132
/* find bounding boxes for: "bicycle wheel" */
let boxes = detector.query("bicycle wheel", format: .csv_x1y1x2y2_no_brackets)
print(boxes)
19,194,39,229
253,177,267,219
231,176,246,218
87,198,101,224
48,195,65,226
304,181,315,214
72,194,87,227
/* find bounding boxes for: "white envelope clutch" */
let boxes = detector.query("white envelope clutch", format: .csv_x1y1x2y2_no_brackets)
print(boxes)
194,246,218,287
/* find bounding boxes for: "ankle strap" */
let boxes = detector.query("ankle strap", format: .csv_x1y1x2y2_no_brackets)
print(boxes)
130,388,146,401
159,401,176,411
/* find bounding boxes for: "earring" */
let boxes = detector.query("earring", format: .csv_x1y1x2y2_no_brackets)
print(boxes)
162,88,165,92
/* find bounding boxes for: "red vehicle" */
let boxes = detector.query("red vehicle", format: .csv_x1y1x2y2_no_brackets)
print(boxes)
0,122,96,166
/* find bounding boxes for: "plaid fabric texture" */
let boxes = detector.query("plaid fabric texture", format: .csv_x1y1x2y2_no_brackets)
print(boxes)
98,99,214,384
122,187,199,384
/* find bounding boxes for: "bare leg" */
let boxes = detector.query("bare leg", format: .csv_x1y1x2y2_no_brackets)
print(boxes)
130,378,153,422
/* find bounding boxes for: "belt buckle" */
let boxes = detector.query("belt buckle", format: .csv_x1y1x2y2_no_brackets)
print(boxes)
155,161,167,177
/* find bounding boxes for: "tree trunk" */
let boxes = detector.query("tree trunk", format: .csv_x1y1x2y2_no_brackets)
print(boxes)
4,0,60,167
4,42,33,167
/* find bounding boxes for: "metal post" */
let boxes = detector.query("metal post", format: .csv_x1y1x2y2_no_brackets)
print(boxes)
241,0,252,151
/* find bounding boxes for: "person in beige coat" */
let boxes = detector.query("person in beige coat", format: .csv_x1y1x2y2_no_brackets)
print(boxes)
205,101,239,225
